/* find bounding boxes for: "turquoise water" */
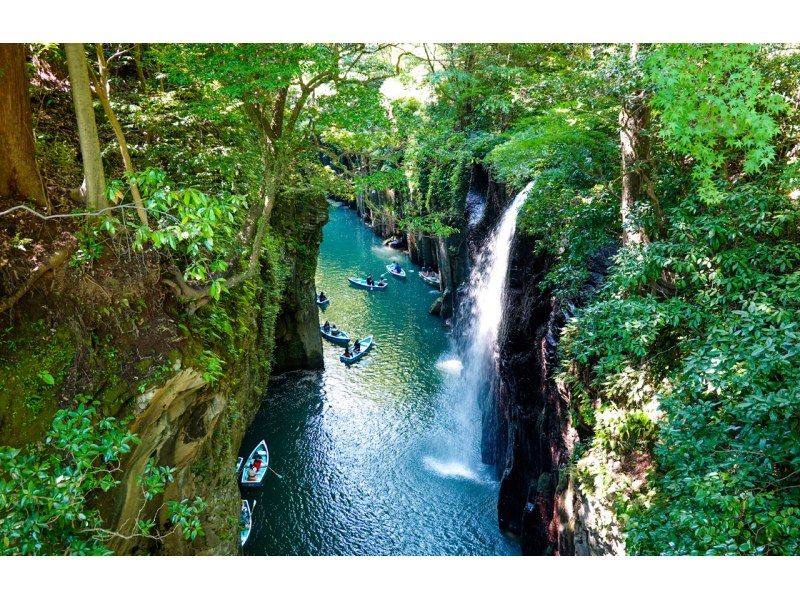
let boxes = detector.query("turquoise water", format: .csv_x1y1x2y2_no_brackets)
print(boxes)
239,204,519,555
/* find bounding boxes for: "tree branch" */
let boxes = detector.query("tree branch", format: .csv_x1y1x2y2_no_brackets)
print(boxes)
0,202,137,220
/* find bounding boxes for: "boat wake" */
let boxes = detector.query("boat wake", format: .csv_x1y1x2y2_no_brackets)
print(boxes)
422,456,488,483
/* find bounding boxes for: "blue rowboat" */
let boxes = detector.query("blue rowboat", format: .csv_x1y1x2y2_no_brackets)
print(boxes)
348,277,388,290
320,325,350,345
339,336,373,364
386,264,406,278
240,440,269,487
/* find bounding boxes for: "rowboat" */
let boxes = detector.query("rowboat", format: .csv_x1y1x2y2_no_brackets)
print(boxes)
240,499,255,547
240,440,269,487
348,277,388,290
386,264,406,279
419,271,441,287
339,336,374,364
320,325,350,345
316,295,330,307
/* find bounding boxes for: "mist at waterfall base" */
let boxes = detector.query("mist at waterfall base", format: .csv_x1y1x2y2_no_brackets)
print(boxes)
239,197,525,555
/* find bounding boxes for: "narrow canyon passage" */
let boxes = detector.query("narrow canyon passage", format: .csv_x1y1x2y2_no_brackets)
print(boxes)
239,204,519,555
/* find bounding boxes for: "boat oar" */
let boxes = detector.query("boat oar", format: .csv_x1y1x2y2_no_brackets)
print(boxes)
268,465,283,480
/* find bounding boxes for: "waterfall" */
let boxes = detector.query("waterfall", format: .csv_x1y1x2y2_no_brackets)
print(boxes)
427,182,534,479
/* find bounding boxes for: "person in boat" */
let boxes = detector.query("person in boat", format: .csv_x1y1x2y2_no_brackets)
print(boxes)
252,456,263,472
323,320,331,331
354,339,362,353
246,465,257,481
366,275,374,286
318,291,327,302
392,261,401,273
343,346,353,358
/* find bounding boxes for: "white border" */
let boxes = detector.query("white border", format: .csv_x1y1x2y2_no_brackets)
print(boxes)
2,0,799,592
1,555,797,596
2,1,800,42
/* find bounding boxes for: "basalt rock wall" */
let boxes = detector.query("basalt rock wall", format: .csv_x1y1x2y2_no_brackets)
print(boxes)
272,193,328,374
480,180,617,555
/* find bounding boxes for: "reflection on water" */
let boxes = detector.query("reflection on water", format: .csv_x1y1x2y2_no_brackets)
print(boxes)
239,205,519,556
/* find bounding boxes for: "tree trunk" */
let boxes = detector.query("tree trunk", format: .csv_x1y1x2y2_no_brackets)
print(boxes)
133,44,147,94
619,44,650,246
92,44,149,226
0,44,48,208
65,43,107,210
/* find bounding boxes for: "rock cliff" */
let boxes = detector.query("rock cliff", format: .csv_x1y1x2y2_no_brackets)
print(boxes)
0,190,328,555
479,181,618,555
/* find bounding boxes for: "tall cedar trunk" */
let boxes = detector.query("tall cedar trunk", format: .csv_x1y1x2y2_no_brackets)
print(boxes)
0,44,48,208
619,44,650,246
64,43,107,210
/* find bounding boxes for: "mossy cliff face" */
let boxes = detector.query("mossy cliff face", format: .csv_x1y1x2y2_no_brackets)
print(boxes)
271,191,328,374
0,193,328,555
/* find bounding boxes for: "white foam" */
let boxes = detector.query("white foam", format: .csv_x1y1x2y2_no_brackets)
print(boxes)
423,456,484,482
435,358,464,374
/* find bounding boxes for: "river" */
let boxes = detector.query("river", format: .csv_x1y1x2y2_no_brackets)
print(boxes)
239,203,519,555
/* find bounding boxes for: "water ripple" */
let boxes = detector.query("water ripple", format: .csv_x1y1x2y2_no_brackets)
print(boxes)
240,205,519,556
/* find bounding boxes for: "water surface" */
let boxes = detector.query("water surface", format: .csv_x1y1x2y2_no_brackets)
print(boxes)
240,205,519,555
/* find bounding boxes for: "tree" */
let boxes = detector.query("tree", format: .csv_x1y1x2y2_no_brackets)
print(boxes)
0,402,205,555
64,43,106,210
89,44,148,226
153,43,393,310
619,43,652,246
0,44,48,208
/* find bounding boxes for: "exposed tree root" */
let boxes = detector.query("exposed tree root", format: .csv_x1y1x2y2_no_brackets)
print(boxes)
0,243,74,314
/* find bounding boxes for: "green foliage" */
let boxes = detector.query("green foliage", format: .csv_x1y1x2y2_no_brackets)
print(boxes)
98,168,246,299
69,229,104,268
647,44,786,203
562,184,800,555
125,168,245,286
0,402,206,555
489,105,620,297
197,349,225,385
0,321,75,443
354,167,407,194
34,132,82,184
398,213,459,237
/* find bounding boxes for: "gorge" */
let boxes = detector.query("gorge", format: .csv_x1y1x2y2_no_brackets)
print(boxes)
2,42,800,558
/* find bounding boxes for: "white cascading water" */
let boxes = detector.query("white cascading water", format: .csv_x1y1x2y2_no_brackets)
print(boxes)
427,182,534,480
